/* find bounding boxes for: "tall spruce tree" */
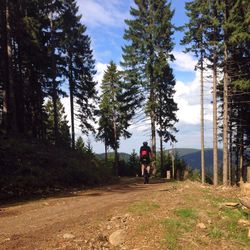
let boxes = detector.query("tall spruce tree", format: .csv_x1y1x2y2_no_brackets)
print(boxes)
122,0,175,160
155,52,178,173
225,0,250,183
61,0,97,149
45,99,71,147
97,62,137,174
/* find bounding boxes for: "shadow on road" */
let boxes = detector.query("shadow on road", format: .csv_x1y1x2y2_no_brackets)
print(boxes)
0,177,172,208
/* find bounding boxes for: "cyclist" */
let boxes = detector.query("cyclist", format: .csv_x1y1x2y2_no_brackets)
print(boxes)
140,141,152,177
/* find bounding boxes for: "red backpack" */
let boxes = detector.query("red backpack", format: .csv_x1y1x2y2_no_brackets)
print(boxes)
140,149,148,158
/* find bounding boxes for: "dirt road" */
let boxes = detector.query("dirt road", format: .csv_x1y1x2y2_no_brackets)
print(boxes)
0,178,166,249
0,178,249,250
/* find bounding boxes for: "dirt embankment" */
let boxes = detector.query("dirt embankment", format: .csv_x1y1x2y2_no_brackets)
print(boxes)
0,178,249,249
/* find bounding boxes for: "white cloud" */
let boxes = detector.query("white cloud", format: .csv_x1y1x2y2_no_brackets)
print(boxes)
78,0,132,28
94,62,108,94
172,51,197,72
174,70,213,125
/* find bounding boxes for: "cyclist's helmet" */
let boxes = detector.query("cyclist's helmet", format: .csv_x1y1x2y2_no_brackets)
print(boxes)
143,141,148,146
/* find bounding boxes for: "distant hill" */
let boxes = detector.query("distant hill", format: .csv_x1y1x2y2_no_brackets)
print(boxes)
97,148,223,175
97,152,130,162
174,148,223,174
166,148,200,157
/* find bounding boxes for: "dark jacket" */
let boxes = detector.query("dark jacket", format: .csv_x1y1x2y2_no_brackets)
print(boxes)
140,145,151,163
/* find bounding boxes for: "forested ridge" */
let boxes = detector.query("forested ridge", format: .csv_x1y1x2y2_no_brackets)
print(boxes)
0,0,250,200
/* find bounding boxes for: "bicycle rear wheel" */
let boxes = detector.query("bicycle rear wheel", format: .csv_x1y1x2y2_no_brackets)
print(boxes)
144,169,149,184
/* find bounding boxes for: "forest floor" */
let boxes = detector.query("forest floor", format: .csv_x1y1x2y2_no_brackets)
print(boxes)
0,178,250,250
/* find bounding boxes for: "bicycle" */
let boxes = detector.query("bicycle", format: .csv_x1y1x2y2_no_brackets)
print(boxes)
143,164,151,184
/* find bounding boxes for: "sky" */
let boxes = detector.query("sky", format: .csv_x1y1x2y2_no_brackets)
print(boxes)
62,0,216,154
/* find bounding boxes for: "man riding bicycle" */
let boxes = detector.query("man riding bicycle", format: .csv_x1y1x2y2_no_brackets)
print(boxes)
140,141,152,178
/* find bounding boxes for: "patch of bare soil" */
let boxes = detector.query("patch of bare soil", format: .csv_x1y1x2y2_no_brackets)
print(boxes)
0,178,249,249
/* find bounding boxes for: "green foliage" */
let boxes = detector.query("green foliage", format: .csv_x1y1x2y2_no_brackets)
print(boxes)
0,138,113,200
182,0,250,182
156,151,172,177
45,100,71,147
75,136,85,152
128,149,140,176
187,168,201,181
0,0,96,147
122,0,177,156
155,53,178,144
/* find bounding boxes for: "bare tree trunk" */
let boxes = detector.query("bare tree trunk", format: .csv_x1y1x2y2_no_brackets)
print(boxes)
222,0,229,186
200,50,205,184
104,142,108,165
68,52,75,149
113,117,118,176
150,95,156,156
235,126,240,184
212,53,218,185
159,90,164,177
171,143,175,179
160,127,163,177
50,15,59,145
3,0,17,134
149,85,157,176
229,114,233,185
239,121,243,184
223,52,229,186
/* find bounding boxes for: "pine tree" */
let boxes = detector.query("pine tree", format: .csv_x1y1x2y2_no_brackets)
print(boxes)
122,0,175,160
45,99,71,147
61,0,97,148
155,52,178,172
128,150,140,176
97,61,136,174
225,0,250,183
75,136,85,153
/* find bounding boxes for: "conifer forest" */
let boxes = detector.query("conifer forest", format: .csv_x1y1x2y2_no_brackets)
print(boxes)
0,0,250,191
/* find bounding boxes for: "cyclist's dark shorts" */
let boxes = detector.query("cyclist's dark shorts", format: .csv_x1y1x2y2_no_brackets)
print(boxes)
140,157,150,165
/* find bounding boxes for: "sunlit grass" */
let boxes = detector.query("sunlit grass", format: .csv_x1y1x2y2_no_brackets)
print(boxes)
161,218,190,250
208,227,223,239
175,208,197,220
128,201,160,215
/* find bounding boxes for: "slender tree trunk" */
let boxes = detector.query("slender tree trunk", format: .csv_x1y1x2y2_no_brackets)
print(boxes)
3,0,17,134
50,15,59,145
239,120,243,184
235,125,240,184
200,50,205,184
15,0,24,134
113,116,118,176
16,40,24,134
171,142,175,179
104,141,108,165
222,0,229,186
212,52,218,185
69,53,75,149
229,112,233,185
223,51,229,186
160,128,163,177
159,91,164,177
